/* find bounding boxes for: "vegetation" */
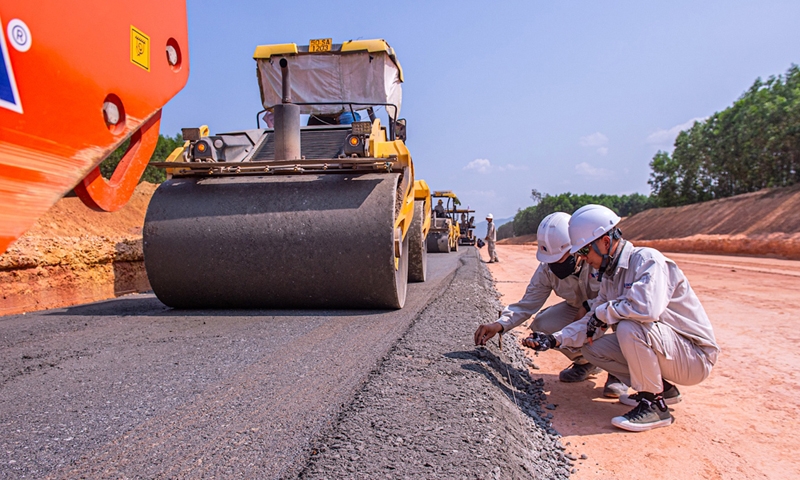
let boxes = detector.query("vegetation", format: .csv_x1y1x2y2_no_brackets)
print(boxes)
649,65,800,207
99,133,184,184
499,65,800,239
500,190,655,238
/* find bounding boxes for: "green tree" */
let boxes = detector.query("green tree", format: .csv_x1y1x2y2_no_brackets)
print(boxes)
648,64,800,206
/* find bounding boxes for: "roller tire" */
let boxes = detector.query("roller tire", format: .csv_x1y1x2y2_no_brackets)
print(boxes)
408,200,427,282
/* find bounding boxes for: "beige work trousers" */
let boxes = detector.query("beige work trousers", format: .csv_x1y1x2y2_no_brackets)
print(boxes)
532,302,585,364
582,320,713,393
487,240,498,262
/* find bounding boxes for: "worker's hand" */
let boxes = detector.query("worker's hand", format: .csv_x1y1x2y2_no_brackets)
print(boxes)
474,322,503,346
586,314,608,339
522,332,557,351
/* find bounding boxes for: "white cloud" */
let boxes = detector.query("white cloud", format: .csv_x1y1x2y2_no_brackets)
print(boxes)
579,132,609,155
579,132,609,148
463,158,528,174
574,162,613,178
646,117,706,147
464,158,493,174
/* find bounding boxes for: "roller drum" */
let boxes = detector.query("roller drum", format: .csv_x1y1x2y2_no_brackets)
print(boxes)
143,173,407,309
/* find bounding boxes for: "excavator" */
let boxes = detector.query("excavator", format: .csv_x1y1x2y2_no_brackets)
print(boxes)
0,2,189,254
142,39,430,309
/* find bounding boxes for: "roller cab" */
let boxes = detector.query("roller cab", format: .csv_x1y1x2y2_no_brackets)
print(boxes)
145,39,427,309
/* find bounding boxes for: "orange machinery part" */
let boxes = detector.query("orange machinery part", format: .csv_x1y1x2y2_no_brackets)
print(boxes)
0,2,189,253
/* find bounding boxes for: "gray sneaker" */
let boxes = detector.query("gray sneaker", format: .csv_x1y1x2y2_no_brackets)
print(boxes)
611,397,674,432
559,362,601,382
602,374,628,398
619,383,682,407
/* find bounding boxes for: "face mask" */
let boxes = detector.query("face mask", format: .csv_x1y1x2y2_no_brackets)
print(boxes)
549,254,576,280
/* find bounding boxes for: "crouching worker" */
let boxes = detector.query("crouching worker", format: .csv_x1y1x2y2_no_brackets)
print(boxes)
474,212,627,397
525,205,719,432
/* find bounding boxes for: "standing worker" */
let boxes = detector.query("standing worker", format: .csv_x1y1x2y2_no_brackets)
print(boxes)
484,213,499,263
474,212,627,397
524,205,719,432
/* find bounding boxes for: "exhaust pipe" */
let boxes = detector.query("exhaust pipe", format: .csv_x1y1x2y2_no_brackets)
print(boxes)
273,58,301,160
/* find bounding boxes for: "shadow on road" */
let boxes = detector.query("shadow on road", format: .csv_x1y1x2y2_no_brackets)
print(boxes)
47,294,393,318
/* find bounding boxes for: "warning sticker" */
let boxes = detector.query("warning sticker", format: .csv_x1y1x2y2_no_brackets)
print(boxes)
130,25,150,71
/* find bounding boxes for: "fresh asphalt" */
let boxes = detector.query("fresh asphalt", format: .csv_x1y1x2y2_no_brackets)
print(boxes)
0,250,464,478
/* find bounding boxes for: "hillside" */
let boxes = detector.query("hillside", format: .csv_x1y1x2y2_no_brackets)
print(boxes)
499,183,800,260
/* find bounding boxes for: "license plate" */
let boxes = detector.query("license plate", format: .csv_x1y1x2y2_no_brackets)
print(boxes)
309,38,332,53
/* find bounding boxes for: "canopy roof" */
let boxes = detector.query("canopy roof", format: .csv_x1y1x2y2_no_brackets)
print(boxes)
254,39,403,116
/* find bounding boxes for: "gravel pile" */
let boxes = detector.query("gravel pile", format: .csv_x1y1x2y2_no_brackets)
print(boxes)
298,252,572,479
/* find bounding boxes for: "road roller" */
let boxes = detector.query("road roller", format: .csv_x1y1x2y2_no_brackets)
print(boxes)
427,190,461,253
144,39,428,309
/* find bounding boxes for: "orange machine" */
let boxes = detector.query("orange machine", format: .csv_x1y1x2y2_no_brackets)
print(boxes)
0,2,189,253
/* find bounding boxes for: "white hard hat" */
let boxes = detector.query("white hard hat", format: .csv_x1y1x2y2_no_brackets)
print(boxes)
568,204,621,254
536,212,572,263
485,213,493,219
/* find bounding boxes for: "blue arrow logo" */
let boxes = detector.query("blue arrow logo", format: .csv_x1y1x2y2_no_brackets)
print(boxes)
0,16,23,113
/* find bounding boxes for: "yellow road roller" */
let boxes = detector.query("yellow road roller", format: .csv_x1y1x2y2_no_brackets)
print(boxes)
427,190,461,253
144,39,427,309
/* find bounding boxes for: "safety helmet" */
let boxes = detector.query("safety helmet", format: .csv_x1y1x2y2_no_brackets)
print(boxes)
536,212,572,263
486,213,493,219
568,204,621,254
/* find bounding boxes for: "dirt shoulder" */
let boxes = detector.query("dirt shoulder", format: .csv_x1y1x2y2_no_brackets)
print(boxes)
0,183,156,316
481,244,800,479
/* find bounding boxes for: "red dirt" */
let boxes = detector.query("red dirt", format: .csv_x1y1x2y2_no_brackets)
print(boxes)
481,244,800,479
500,183,800,259
0,183,156,315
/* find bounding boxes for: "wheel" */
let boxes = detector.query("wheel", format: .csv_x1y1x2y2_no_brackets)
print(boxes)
408,200,427,282
392,232,409,308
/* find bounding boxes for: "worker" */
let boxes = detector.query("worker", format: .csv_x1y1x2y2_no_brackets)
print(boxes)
474,212,627,397
484,213,499,262
524,204,719,432
433,199,446,218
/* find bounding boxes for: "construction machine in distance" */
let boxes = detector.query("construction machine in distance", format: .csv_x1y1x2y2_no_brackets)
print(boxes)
426,190,461,253
455,208,477,246
0,1,189,254
144,39,431,309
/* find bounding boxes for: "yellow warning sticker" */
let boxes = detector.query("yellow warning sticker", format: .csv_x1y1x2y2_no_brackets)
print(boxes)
130,25,150,71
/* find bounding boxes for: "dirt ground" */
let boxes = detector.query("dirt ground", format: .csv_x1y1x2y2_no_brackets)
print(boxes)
480,244,800,479
0,183,156,316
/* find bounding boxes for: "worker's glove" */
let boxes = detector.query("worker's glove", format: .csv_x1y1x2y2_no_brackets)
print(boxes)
523,332,557,351
586,314,608,339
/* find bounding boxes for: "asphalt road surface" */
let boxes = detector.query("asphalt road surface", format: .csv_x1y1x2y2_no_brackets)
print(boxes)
1,249,567,479
0,249,459,478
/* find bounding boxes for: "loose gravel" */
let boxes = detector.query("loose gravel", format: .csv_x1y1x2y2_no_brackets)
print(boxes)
298,252,571,479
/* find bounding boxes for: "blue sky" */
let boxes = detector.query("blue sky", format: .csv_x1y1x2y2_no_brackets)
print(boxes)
161,0,800,219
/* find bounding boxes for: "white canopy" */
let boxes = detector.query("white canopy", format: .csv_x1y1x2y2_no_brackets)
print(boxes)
256,51,402,117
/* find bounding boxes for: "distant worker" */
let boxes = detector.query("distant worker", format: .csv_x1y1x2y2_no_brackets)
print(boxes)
433,199,446,218
474,213,626,397
524,205,719,432
484,213,499,263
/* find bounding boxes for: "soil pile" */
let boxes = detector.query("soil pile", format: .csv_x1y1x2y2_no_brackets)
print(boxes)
0,183,156,315
620,183,800,259
499,183,800,259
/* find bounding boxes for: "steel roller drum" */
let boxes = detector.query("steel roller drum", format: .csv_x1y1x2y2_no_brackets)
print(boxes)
143,173,408,309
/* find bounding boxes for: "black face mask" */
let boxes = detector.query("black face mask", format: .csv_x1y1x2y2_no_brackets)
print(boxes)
549,254,576,280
